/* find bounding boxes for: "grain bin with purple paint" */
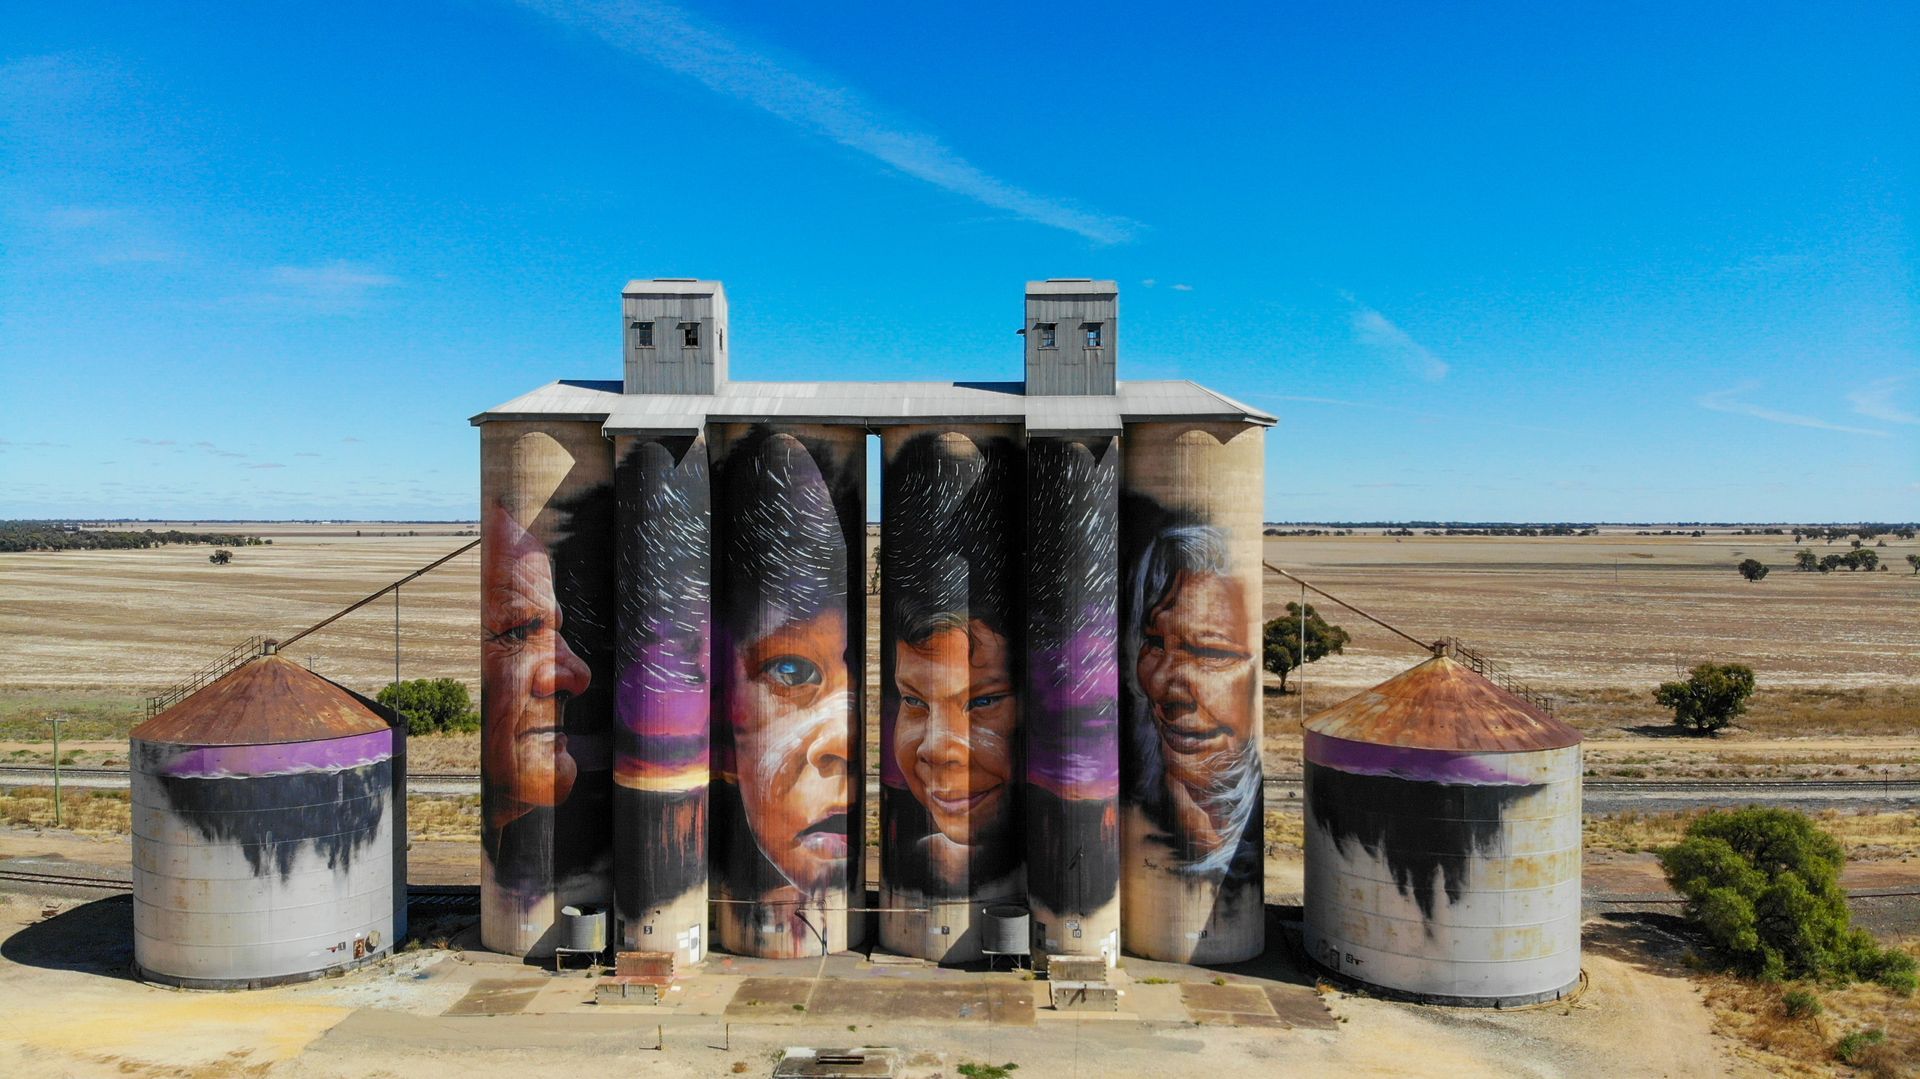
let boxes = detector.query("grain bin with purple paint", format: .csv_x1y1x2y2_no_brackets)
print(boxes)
131,655,402,989
1303,655,1583,1006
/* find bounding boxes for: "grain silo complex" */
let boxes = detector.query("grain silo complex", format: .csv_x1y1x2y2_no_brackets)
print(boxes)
130,653,406,989
470,278,1276,966
1302,653,1583,1005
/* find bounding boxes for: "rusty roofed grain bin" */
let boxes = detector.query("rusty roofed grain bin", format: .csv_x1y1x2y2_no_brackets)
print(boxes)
1302,654,1582,1006
130,654,404,989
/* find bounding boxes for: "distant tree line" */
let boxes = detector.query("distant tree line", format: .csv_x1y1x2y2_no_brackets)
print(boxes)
0,521,267,553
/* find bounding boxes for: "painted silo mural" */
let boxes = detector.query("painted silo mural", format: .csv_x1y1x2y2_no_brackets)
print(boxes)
131,656,398,988
709,424,866,958
1303,656,1583,1005
480,421,617,958
611,434,711,964
1023,435,1121,964
1118,422,1266,964
878,427,1025,963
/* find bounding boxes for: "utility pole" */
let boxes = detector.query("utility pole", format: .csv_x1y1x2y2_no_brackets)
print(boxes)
51,717,63,828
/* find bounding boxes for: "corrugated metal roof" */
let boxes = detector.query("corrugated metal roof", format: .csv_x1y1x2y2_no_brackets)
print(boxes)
1027,279,1118,295
132,655,393,746
471,379,1276,430
622,278,723,296
1304,655,1581,752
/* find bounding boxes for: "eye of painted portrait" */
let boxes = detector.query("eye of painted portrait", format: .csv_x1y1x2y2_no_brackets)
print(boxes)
482,505,589,825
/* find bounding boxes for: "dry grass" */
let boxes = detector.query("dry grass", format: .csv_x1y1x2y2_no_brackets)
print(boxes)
406,795,480,841
0,787,479,840
0,787,132,833
1702,947,1920,1078
1584,809,1920,858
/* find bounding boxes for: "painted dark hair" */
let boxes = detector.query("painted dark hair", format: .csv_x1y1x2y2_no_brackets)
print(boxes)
882,431,1023,646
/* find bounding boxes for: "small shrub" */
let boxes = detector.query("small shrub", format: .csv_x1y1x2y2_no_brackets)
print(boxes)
1781,988,1821,1019
1833,1028,1885,1065
957,1065,1018,1079
1659,808,1917,993
377,678,479,736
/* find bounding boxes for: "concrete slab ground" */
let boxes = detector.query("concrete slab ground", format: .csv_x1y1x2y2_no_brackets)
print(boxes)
0,891,1760,1077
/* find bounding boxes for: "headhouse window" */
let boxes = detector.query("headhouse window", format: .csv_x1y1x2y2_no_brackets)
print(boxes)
1037,323,1057,349
631,320,654,349
680,321,701,348
1083,322,1104,348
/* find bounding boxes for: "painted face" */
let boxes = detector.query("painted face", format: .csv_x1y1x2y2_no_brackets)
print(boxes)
482,505,591,826
729,608,851,896
1136,570,1255,842
892,621,1018,848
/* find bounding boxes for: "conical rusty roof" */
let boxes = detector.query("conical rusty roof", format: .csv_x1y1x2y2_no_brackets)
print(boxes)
132,654,392,746
1305,654,1580,752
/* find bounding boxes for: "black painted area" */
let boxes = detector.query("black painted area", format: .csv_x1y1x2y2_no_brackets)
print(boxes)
612,785,707,915
156,760,390,880
1306,762,1540,921
1024,786,1120,914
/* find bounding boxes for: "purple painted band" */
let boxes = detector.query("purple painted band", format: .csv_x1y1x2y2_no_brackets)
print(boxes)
1305,731,1530,786
146,729,393,779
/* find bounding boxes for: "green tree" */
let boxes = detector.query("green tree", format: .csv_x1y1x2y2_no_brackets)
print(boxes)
1736,558,1769,583
1658,808,1916,993
1653,662,1756,734
208,549,233,565
377,677,479,735
1907,553,1920,575
1262,602,1350,693
1794,549,1819,572
1818,553,1844,573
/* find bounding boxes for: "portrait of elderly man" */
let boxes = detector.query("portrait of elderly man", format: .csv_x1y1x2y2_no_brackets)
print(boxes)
480,491,613,902
1124,523,1261,883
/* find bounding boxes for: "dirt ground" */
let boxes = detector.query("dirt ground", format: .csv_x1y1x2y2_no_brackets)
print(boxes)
0,884,1763,1079
2,524,1914,701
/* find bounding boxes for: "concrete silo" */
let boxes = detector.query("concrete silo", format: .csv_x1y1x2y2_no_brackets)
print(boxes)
1303,654,1583,1006
708,423,867,958
878,425,1026,963
131,654,402,988
1118,421,1266,964
1023,434,1122,967
478,420,617,958
611,433,712,965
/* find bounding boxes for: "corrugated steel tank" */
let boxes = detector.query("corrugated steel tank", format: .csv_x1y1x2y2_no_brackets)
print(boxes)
878,425,1026,963
709,423,867,958
1118,421,1266,964
1023,434,1122,966
1303,655,1583,1006
131,654,403,989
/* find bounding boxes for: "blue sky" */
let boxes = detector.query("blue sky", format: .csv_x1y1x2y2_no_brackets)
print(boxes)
2,1,1914,522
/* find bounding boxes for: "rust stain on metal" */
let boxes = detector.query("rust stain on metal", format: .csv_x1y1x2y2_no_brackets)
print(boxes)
1304,655,1580,752
132,655,390,745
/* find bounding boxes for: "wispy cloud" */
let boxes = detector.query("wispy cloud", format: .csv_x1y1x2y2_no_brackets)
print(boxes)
1846,375,1918,425
263,260,401,307
1699,383,1888,437
517,0,1139,244
1170,283,1193,292
248,462,285,470
1343,294,1448,381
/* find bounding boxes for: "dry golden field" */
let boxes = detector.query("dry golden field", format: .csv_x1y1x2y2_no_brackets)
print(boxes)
0,523,1914,753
